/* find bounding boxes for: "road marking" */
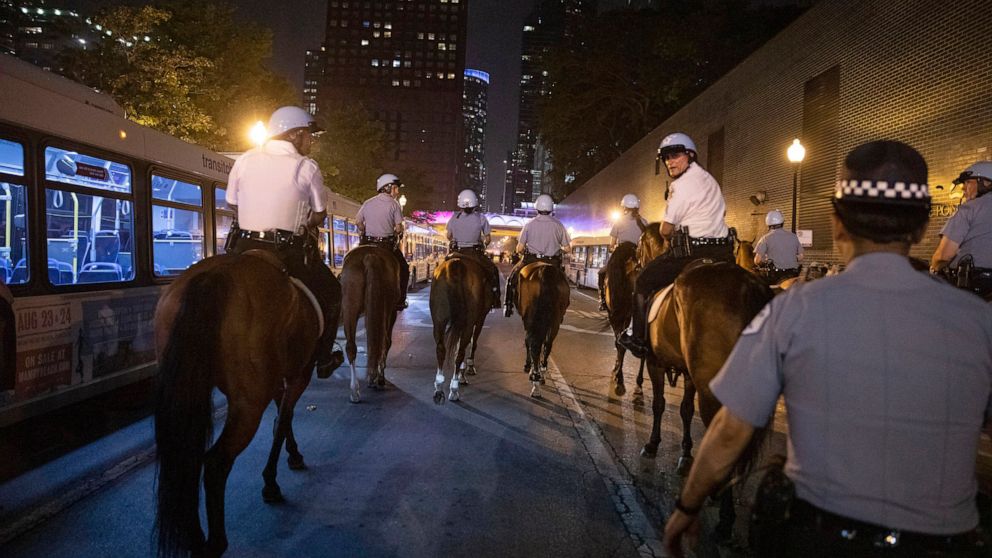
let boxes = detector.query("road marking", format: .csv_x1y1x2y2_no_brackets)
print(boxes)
546,357,666,557
559,324,615,337
572,288,600,303
566,309,606,320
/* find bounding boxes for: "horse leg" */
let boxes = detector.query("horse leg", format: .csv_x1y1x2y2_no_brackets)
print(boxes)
634,357,645,396
262,375,309,501
676,376,697,476
433,322,447,405
466,322,483,376
640,361,665,458
450,330,471,401
527,335,542,398
377,313,398,388
343,309,361,403
202,400,266,558
612,340,627,397
271,392,305,471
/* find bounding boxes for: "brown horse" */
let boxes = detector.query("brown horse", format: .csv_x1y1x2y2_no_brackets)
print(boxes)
0,282,14,392
514,259,570,398
603,242,641,397
153,252,339,558
340,245,400,403
430,253,491,403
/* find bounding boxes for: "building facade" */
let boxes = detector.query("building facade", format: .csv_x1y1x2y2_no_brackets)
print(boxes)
462,68,488,209
1,1,93,74
315,0,468,209
558,0,992,263
302,47,324,116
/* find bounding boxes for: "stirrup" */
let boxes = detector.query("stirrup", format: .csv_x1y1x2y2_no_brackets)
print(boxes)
503,304,514,317
396,299,409,311
618,332,648,359
316,349,345,379
598,300,608,311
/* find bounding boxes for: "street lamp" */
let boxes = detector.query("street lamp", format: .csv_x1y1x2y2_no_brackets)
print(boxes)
787,138,806,233
610,210,621,222
398,194,407,211
249,121,267,147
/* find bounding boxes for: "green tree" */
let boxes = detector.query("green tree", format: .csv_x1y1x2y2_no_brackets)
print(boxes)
60,1,295,151
309,101,387,204
538,2,804,197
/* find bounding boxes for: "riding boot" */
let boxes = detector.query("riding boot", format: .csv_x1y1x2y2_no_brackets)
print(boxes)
308,262,345,379
491,267,502,309
599,289,608,312
394,247,410,311
618,293,650,358
503,281,515,317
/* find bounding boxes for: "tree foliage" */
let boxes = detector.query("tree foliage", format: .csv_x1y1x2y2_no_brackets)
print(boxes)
60,0,295,151
538,1,804,197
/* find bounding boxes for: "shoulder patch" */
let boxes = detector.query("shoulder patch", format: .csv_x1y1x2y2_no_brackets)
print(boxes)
741,303,772,336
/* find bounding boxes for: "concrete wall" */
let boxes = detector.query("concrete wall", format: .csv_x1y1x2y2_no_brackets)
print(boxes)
557,0,992,262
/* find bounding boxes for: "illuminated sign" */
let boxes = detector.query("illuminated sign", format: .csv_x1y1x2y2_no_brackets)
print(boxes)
464,69,490,84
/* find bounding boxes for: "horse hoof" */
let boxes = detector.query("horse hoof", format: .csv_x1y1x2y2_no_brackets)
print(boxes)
433,390,445,405
634,386,643,396
287,455,306,471
350,390,361,404
640,445,658,459
262,485,284,504
466,365,477,376
530,383,541,398
448,389,460,402
676,456,694,476
614,382,626,397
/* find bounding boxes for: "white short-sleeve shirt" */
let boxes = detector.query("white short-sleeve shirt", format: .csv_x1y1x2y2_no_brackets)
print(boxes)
226,140,327,232
662,162,728,238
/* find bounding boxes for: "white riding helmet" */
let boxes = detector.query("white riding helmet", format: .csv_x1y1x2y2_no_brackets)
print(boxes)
267,106,323,137
954,161,992,184
658,132,697,158
377,173,402,192
457,189,480,208
621,194,640,209
765,209,785,227
535,194,554,213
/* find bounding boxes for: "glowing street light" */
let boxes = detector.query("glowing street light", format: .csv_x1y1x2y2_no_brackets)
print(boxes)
249,121,268,147
787,138,806,233
398,194,407,209
610,210,621,222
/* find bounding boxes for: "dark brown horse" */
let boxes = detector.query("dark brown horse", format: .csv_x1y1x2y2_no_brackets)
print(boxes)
603,242,641,397
153,252,339,558
513,259,570,398
637,223,773,538
340,245,400,403
429,253,491,403
1,282,14,392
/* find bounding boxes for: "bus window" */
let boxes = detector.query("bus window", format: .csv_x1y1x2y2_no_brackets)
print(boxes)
347,220,360,252
1,138,28,284
317,216,331,266
152,175,204,276
214,185,234,254
44,146,131,193
332,217,348,267
44,190,135,284
0,138,25,176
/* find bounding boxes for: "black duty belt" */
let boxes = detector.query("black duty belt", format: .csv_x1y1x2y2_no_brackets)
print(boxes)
237,228,299,244
455,244,484,250
361,235,397,244
689,236,733,247
791,499,987,552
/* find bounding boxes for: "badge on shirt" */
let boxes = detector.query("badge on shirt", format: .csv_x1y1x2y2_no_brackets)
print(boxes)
741,303,771,335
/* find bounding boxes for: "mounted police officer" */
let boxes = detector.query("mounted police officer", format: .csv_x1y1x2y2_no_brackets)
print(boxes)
504,194,571,317
356,173,410,310
225,106,343,378
754,209,804,285
664,140,992,558
931,161,992,300
598,193,647,311
618,132,734,357
446,189,501,309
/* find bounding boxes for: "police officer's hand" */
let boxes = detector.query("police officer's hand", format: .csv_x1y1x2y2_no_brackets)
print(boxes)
664,509,701,558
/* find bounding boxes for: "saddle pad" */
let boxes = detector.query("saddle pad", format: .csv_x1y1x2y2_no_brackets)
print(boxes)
648,284,675,324
519,261,551,280
289,277,324,337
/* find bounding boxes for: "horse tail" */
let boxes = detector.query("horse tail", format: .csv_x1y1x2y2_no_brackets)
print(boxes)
733,270,776,476
441,260,467,367
364,253,388,374
528,266,557,350
154,272,224,558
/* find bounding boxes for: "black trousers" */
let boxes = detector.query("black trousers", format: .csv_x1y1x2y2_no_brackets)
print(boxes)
764,499,990,558
229,237,339,361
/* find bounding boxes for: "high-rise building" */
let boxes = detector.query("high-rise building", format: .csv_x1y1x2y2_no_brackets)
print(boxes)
315,0,468,209
1,1,93,74
462,68,488,210
507,0,594,209
302,47,324,116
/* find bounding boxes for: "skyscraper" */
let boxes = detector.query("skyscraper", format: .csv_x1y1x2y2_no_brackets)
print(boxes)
462,68,488,210
315,0,468,209
302,47,324,116
507,0,594,209
1,1,93,74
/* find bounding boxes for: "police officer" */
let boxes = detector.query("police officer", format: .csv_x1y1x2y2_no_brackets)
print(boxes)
356,173,410,310
225,106,343,378
664,141,992,558
598,194,647,311
754,209,804,284
446,189,501,309
504,194,571,317
618,132,733,357
931,161,992,299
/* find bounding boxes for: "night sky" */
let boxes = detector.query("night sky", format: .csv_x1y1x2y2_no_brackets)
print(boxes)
66,0,627,207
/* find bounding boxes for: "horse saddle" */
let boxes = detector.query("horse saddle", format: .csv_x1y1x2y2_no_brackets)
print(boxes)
242,249,325,336
647,284,675,324
520,260,554,280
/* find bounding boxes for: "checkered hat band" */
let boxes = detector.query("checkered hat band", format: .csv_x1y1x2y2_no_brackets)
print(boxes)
834,179,929,200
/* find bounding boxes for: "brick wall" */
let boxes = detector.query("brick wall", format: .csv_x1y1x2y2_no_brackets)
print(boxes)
557,0,992,263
